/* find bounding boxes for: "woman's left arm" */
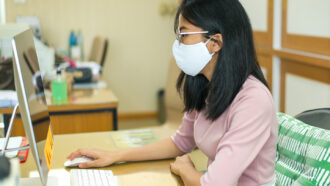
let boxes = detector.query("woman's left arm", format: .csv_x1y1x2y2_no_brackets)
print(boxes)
170,155,203,186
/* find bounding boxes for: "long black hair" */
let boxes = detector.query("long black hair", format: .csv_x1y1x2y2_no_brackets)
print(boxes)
175,0,269,121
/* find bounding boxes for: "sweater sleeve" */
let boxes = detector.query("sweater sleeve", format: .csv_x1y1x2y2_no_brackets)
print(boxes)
200,88,274,186
171,111,197,153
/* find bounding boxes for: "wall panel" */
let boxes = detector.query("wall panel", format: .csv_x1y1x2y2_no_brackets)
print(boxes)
280,59,330,114
282,0,330,56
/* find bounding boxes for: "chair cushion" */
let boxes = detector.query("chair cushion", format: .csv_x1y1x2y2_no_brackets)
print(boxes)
276,113,330,186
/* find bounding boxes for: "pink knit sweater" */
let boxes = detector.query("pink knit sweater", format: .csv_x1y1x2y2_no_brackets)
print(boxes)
171,76,278,186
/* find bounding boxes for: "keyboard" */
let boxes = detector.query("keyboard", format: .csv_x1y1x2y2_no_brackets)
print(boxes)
70,169,118,186
0,136,23,158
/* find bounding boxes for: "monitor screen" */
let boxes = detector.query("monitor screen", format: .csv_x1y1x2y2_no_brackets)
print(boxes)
12,29,53,185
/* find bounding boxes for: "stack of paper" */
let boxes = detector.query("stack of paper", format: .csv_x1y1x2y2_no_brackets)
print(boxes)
111,129,158,149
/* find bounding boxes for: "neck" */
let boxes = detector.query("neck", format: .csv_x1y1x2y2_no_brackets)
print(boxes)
201,54,218,81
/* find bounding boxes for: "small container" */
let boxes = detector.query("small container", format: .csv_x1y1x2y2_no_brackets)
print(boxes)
51,69,68,104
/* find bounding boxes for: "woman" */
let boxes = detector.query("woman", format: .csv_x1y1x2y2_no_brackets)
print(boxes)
67,0,278,185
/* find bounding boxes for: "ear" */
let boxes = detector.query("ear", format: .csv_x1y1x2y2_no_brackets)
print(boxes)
209,33,223,53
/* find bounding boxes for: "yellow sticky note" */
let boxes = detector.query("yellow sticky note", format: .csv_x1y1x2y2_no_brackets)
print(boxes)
44,126,54,170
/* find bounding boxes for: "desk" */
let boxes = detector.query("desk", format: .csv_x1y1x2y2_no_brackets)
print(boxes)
20,126,208,186
0,88,119,136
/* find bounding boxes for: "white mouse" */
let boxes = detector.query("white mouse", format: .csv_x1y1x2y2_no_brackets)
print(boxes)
64,156,93,167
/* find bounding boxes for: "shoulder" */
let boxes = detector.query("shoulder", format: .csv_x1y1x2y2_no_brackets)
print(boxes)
224,76,276,131
229,75,274,113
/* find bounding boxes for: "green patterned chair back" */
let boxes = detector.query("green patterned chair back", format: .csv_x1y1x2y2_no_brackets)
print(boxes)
276,113,330,186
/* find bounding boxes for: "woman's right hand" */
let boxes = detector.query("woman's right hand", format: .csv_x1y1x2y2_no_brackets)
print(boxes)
66,148,121,168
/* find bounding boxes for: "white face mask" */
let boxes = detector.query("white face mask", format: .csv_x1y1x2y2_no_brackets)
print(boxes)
172,38,214,76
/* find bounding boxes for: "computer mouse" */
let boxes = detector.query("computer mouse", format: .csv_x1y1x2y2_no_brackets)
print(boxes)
64,157,93,167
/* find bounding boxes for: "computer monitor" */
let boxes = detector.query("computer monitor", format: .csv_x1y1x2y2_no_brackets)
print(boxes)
11,29,54,186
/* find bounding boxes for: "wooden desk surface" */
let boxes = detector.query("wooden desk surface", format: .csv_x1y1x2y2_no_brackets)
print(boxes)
0,88,118,114
20,126,208,186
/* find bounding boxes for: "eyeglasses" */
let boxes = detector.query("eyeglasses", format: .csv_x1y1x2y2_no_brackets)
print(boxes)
176,30,209,43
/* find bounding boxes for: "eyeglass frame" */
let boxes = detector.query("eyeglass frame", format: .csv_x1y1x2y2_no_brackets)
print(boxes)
176,30,209,43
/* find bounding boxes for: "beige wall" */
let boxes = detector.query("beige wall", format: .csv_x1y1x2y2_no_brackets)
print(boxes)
6,0,177,113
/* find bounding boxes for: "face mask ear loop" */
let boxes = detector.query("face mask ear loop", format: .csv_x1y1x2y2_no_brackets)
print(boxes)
175,39,182,46
205,37,213,44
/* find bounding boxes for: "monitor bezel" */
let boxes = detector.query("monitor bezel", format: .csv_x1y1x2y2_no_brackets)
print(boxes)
11,28,51,185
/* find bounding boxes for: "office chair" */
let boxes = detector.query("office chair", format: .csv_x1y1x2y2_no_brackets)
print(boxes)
295,108,330,130
89,36,108,71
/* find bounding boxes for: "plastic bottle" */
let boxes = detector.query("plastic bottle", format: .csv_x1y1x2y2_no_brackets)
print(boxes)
68,30,77,58
51,69,68,104
76,30,84,60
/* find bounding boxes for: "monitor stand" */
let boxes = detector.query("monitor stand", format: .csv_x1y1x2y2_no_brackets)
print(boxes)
2,105,57,186
0,104,20,154
0,104,30,154
20,176,58,186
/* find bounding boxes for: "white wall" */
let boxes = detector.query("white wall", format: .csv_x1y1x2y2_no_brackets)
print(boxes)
285,74,330,116
240,0,268,32
0,0,6,24
287,0,330,37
